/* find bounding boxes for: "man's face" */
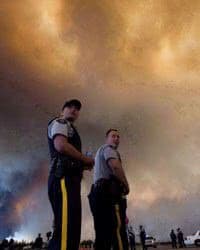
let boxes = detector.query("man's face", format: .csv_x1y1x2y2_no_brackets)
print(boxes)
106,130,120,148
62,105,80,122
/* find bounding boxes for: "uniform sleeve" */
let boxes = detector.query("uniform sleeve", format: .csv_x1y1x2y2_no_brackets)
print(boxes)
103,146,118,162
50,120,69,139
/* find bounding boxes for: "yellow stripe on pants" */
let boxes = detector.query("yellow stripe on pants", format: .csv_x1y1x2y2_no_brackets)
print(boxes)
115,204,123,250
61,178,68,250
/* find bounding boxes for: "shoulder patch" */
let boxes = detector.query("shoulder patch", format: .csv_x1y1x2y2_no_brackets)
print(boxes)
56,118,67,124
104,144,114,150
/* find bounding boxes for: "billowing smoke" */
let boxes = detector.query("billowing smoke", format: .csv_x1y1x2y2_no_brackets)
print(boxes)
0,0,200,241
0,163,48,240
0,189,18,239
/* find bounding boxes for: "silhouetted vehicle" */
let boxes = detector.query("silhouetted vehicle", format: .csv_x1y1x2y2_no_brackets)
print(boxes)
23,245,32,250
145,236,157,248
184,230,200,246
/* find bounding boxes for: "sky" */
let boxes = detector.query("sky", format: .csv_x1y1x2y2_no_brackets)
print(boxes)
0,0,200,242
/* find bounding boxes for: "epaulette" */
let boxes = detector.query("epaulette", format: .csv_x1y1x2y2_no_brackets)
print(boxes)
56,118,67,124
108,144,115,149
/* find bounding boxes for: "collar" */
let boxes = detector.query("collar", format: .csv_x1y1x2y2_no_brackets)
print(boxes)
105,143,118,150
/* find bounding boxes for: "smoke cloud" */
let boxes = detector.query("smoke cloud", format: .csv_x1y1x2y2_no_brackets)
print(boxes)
0,163,48,240
0,0,200,241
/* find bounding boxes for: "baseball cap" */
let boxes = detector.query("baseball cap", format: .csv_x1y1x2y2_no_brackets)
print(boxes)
62,99,82,111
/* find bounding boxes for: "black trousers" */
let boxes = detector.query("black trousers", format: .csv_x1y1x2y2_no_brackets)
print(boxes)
141,240,147,250
88,185,129,250
48,174,81,250
171,240,177,248
129,238,136,250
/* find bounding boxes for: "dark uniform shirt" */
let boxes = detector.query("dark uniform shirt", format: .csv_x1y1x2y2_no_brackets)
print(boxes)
47,117,82,177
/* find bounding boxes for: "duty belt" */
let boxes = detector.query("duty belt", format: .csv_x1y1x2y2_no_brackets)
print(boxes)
94,178,125,199
50,156,82,178
94,178,110,188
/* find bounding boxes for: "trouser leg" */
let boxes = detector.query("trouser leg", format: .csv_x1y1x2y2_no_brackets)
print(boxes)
48,175,81,250
119,199,129,250
48,175,62,250
112,199,129,250
141,242,146,250
88,188,113,250
66,176,81,250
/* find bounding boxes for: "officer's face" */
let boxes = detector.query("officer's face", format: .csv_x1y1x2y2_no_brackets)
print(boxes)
106,131,120,148
63,106,80,122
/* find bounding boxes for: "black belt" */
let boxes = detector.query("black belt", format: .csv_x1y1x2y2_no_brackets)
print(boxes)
93,178,126,199
94,178,110,188
50,157,82,178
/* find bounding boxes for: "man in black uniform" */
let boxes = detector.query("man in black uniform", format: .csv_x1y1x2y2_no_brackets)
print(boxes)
139,225,146,250
128,226,136,250
170,229,177,248
47,99,94,250
34,233,43,249
88,129,130,250
177,228,185,248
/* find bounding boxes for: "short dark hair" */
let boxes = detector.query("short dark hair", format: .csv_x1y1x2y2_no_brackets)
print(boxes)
106,128,119,137
62,99,82,111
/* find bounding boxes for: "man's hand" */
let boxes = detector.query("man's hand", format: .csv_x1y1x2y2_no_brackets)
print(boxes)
54,136,94,166
82,156,94,171
108,158,130,195
54,135,95,171
122,183,130,195
83,165,93,171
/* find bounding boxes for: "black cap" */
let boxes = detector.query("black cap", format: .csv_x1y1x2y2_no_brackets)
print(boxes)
62,99,82,111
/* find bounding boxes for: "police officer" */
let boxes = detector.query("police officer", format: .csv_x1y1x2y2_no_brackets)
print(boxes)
177,228,185,248
139,225,147,250
88,129,130,250
128,226,136,250
34,233,43,249
170,229,177,248
47,99,94,250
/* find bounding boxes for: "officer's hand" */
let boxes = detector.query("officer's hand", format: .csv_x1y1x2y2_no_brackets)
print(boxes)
122,184,130,195
83,164,93,171
82,156,94,169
